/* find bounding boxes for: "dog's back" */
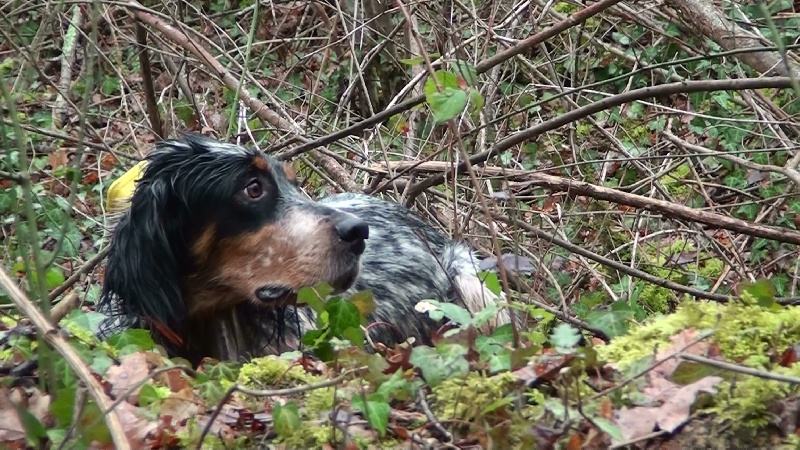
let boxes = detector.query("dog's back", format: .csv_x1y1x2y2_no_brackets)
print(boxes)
321,193,509,345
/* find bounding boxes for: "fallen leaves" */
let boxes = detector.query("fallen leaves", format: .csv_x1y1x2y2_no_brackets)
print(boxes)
612,329,723,444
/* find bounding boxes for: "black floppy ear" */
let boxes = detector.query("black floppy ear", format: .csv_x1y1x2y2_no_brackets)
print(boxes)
99,174,188,342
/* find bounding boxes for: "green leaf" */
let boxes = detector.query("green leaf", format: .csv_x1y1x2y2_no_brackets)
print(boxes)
427,88,468,124
436,303,473,328
479,271,502,295
549,323,581,353
592,416,624,442
351,394,390,436
424,70,460,96
273,402,302,437
341,326,365,348
741,279,777,308
297,284,332,313
90,350,114,374
586,306,633,338
64,310,107,334
348,290,376,315
208,361,241,382
138,384,171,407
326,298,363,337
198,381,226,405
44,267,65,290
105,329,156,352
409,344,469,387
13,402,48,447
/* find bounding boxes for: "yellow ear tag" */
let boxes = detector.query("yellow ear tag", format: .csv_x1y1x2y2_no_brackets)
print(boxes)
105,160,148,212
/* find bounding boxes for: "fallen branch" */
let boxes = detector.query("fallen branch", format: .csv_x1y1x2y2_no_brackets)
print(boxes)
667,0,800,79
506,171,800,245
0,269,131,450
373,160,800,245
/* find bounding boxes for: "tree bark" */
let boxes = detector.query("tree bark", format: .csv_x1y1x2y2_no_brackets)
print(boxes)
668,0,800,78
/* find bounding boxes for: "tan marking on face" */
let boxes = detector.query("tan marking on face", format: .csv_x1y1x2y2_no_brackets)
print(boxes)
191,223,217,262
283,162,297,184
185,210,346,318
252,155,270,171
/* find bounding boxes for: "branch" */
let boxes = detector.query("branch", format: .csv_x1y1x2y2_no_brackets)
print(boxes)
125,1,358,192
0,270,131,450
667,0,800,79
406,77,797,197
494,214,734,303
281,0,625,158
501,170,800,245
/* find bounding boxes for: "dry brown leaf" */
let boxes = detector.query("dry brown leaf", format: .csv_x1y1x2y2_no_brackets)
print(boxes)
0,388,26,444
613,329,723,443
112,401,158,447
159,387,200,424
107,352,151,403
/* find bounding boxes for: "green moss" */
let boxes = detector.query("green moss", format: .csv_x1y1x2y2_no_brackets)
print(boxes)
430,372,516,421
663,163,692,196
238,355,312,387
600,297,800,432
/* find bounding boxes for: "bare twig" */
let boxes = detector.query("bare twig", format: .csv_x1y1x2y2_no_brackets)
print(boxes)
126,1,359,192
195,367,362,449
135,21,164,138
407,77,797,198
282,0,625,158
0,269,131,450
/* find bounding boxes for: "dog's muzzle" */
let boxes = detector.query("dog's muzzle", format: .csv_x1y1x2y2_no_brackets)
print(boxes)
253,210,368,303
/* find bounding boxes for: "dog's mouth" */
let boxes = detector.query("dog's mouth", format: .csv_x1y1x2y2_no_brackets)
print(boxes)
254,263,361,304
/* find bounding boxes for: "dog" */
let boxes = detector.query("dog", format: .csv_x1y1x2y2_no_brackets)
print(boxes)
97,133,509,364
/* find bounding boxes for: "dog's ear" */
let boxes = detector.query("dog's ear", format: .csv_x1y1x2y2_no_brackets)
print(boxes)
100,173,188,342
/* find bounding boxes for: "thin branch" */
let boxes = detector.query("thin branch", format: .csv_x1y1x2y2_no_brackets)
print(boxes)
281,0,625,159
406,77,798,198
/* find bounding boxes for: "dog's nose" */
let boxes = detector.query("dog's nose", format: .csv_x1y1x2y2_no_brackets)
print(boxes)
334,216,368,254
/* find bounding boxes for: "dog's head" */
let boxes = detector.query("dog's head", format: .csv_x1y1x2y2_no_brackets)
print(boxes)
100,134,368,340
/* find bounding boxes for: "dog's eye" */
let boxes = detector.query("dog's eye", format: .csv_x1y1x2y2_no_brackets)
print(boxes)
244,180,264,199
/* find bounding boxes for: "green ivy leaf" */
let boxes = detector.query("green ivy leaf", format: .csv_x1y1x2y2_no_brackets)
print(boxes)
273,402,302,438
138,384,171,407
351,393,390,436
451,60,478,86
106,329,156,352
64,310,107,335
549,323,581,353
586,304,634,338
44,267,65,290
326,298,363,337
427,88,468,124
208,361,241,382
424,70,460,96
348,290,376,316
297,284,332,313
341,326,365,348
740,279,777,308
409,344,469,387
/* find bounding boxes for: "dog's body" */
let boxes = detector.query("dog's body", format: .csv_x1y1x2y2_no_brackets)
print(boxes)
97,134,508,364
